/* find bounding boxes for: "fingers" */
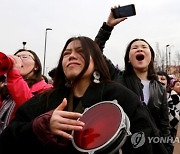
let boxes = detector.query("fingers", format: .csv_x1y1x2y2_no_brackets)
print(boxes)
55,121,84,131
52,121,84,139
111,5,120,10
50,98,85,139
8,55,23,69
55,98,84,119
54,129,73,139
107,6,128,27
57,114,85,126
58,110,83,119
56,98,67,111
53,109,85,127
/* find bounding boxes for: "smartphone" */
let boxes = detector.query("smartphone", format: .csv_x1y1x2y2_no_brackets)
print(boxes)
112,4,136,18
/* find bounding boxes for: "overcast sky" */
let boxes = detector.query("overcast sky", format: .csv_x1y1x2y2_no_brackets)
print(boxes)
0,0,179,76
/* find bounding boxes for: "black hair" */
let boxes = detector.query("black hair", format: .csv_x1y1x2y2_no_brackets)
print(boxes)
48,67,56,79
53,36,111,88
157,71,170,85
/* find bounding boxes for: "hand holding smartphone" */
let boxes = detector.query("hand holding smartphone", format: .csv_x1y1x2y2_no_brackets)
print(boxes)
112,4,136,18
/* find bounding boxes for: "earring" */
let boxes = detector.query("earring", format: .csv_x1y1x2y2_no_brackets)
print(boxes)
93,71,100,83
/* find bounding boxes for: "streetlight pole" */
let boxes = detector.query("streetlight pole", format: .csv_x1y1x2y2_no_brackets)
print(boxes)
43,28,52,75
166,44,169,73
168,45,174,75
169,50,171,67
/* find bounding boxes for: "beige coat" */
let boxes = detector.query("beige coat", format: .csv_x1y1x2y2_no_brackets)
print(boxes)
173,121,180,154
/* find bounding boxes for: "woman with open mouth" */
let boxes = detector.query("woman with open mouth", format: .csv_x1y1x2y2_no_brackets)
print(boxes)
95,6,173,154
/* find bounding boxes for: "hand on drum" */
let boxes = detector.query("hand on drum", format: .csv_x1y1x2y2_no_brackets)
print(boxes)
50,98,85,139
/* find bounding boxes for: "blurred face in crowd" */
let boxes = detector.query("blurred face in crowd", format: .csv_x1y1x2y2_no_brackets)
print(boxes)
15,51,36,77
129,40,152,72
62,40,94,83
158,75,168,87
172,81,180,94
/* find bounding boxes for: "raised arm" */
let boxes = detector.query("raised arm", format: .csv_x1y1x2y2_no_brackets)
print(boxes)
95,7,126,52
94,7,127,81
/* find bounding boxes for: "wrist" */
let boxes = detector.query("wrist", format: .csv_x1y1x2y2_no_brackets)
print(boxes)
102,22,114,32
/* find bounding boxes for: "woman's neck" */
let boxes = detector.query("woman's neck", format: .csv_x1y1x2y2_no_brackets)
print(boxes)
134,69,148,80
73,78,91,97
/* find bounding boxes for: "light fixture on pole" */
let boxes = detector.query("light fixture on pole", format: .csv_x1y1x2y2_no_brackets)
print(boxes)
169,49,171,67
166,44,169,73
22,42,27,49
43,28,52,75
168,45,174,74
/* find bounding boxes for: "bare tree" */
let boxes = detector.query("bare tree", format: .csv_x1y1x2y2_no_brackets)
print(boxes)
154,42,165,71
174,50,180,66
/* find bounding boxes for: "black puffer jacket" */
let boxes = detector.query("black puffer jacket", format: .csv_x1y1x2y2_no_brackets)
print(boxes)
95,22,172,153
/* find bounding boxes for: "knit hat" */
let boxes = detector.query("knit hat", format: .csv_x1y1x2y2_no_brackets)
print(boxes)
170,78,179,88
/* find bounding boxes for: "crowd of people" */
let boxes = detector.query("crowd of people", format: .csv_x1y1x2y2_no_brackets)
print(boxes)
0,5,179,154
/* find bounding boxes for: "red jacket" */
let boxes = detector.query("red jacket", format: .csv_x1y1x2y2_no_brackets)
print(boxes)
6,69,53,121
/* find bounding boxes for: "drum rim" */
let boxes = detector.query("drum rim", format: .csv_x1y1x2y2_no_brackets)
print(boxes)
71,100,130,153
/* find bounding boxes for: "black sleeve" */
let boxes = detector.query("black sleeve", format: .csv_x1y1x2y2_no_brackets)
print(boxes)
160,88,171,137
94,22,113,52
95,22,124,81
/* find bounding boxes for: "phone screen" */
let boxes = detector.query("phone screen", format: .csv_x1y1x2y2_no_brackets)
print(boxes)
112,4,136,18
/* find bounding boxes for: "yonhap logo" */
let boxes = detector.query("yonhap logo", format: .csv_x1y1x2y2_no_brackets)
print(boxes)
131,132,180,148
131,132,145,148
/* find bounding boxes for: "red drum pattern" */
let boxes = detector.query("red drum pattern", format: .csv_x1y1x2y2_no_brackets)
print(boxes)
72,100,131,154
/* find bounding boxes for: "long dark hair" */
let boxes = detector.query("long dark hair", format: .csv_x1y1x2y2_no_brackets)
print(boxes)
124,38,156,80
14,49,42,87
53,36,111,88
